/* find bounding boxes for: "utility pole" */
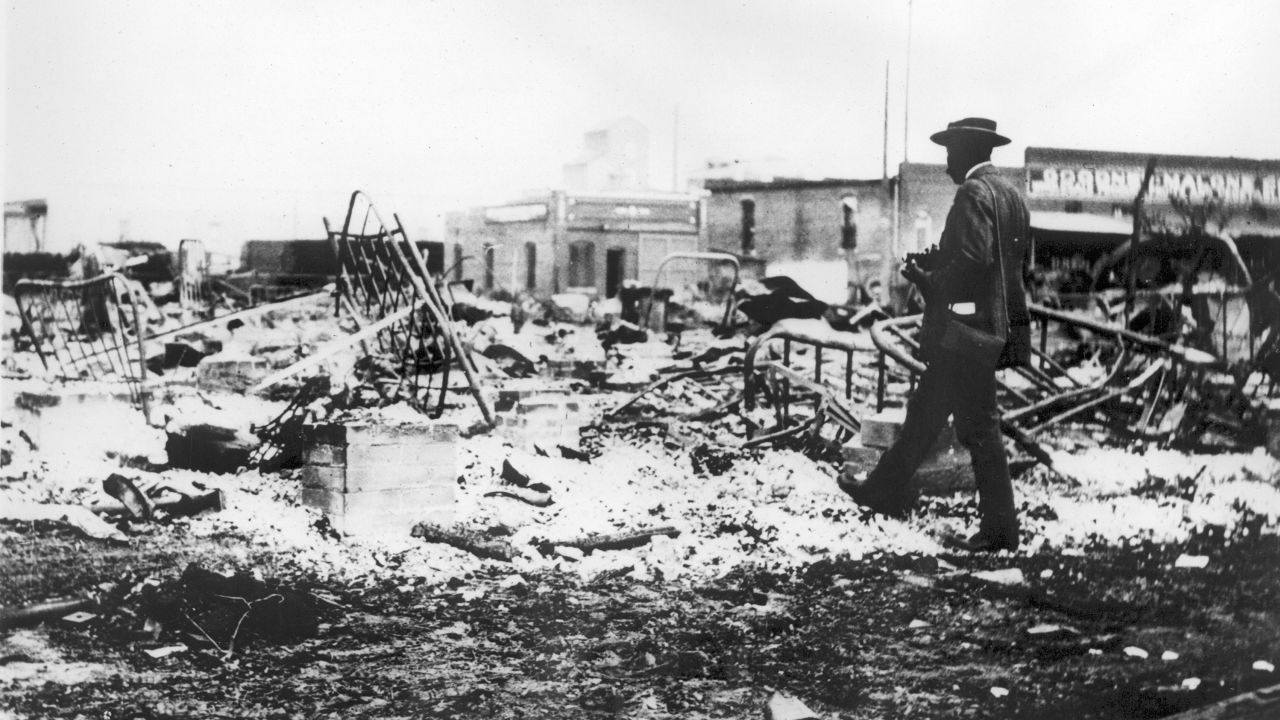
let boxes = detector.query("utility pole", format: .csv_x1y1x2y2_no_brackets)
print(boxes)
883,60,890,180
672,105,680,192
903,0,913,164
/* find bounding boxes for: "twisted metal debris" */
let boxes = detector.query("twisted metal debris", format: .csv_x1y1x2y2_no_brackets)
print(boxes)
325,190,494,425
14,272,151,420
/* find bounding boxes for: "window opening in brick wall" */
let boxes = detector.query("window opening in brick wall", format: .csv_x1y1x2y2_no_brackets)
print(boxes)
419,241,446,276
841,195,858,250
524,242,537,290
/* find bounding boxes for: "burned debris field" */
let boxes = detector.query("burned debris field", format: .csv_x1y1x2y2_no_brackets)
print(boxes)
4,517,1280,719
4,183,1280,720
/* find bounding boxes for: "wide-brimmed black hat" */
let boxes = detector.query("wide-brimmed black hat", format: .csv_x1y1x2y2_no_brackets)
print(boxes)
929,117,1011,147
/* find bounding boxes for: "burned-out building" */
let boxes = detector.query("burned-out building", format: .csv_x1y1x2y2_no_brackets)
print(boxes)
1023,147,1280,282
891,149,1280,309
703,178,893,303
446,191,704,299
699,147,1280,314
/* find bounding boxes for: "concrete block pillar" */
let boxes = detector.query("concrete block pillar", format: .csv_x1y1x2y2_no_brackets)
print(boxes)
299,419,459,538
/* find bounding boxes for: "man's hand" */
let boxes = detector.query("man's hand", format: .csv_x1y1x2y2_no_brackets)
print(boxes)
901,260,927,287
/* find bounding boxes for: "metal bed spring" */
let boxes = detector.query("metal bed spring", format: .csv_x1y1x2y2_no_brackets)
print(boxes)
326,190,494,425
14,272,151,419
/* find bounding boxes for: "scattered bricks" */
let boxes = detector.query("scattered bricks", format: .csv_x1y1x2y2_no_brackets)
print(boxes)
543,359,603,381
495,394,587,450
517,395,582,416
495,415,583,450
542,359,577,378
298,419,459,538
196,356,268,393
602,373,656,392
495,380,572,413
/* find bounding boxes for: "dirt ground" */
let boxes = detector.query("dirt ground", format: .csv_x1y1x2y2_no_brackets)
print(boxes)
3,484,1279,719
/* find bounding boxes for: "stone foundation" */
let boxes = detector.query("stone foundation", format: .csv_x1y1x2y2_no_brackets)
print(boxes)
494,393,587,450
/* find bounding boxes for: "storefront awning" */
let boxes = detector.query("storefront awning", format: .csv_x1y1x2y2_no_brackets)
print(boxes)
1030,211,1133,236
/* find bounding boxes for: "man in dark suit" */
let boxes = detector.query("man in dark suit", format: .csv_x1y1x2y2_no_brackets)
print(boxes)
846,117,1031,552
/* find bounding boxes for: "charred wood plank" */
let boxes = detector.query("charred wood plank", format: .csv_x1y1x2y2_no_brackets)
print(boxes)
411,522,518,561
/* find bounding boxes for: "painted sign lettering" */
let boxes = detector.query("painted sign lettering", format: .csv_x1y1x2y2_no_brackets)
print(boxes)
1025,148,1280,208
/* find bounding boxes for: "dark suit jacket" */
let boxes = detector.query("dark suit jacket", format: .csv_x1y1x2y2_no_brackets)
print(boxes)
917,164,1031,365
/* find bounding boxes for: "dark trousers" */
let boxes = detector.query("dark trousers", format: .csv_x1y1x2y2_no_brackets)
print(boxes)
864,353,1018,535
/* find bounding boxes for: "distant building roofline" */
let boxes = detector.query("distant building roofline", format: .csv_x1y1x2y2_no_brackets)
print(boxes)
1026,146,1280,170
704,177,885,193
4,199,48,218
565,189,702,202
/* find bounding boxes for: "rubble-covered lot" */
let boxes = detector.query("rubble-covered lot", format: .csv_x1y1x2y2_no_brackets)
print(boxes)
3,414,1280,718
4,288,1280,719
3,523,1279,719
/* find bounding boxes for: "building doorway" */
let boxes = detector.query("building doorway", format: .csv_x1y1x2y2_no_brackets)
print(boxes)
606,248,626,298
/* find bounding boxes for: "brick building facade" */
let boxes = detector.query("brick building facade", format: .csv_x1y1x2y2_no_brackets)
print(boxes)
703,178,892,302
445,192,703,299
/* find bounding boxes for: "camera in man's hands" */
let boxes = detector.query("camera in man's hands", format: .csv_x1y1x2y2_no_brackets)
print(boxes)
903,244,941,271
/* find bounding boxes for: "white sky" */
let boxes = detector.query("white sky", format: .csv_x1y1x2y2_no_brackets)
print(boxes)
5,0,1279,253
